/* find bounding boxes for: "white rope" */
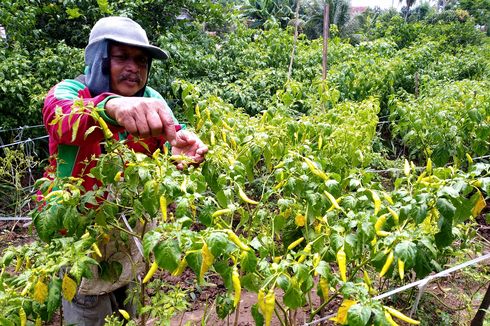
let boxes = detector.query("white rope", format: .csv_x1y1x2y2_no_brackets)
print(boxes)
0,135,48,149
121,213,144,257
0,216,31,221
304,252,490,326
0,125,44,133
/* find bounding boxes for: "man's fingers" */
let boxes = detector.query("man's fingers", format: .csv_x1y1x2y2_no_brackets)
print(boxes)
134,113,151,138
121,116,138,136
157,108,177,145
146,110,163,137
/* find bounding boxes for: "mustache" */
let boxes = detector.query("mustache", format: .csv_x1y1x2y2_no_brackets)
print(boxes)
118,73,142,83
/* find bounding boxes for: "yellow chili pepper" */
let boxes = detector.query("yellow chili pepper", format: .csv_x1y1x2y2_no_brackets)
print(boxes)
19,307,27,326
384,310,399,326
264,289,275,326
199,242,214,280
143,261,158,284
195,104,201,119
384,306,420,325
92,243,102,258
172,258,188,277
257,288,266,313
227,230,250,251
96,116,114,139
370,189,382,215
404,159,411,177
113,171,123,182
363,270,372,289
212,208,232,218
160,195,167,222
380,250,394,278
387,207,399,225
15,256,22,272
336,247,347,282
398,259,405,280
232,266,241,307
324,190,341,210
319,277,329,300
119,309,130,320
297,243,311,263
287,237,304,251
238,185,259,205
304,157,329,181
426,157,432,175
375,214,390,237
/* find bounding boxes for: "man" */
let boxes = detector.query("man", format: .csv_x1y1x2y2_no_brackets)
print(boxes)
42,16,208,324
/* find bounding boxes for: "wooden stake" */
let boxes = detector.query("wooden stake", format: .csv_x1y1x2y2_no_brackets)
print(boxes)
322,3,330,81
287,0,301,81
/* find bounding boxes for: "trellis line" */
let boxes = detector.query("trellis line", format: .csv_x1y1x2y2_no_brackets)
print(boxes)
0,135,48,149
304,252,490,326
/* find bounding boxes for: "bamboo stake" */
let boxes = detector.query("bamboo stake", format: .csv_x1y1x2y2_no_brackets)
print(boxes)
322,3,330,81
287,0,301,81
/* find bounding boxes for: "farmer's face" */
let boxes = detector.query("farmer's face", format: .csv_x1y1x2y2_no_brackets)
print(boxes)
109,43,149,96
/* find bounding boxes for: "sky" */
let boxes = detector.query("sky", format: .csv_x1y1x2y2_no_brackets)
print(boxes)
350,0,405,10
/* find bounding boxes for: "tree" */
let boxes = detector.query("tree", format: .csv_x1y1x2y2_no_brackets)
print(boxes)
399,0,417,21
303,0,351,39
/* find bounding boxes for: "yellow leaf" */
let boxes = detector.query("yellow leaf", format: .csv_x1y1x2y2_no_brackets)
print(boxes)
33,279,48,304
472,190,486,217
330,299,357,325
62,274,77,302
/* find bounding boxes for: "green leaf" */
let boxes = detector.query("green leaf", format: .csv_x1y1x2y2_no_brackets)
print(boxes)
141,180,161,217
47,278,62,320
414,246,433,278
184,251,201,277
276,274,291,291
241,273,260,292
240,250,258,273
435,198,455,248
154,239,181,272
142,231,161,259
283,286,305,309
66,7,82,19
394,241,417,266
347,304,371,326
315,261,330,278
216,294,234,319
207,232,233,257
251,304,265,326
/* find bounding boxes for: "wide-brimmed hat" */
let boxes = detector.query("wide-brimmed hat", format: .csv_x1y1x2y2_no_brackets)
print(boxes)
86,16,168,60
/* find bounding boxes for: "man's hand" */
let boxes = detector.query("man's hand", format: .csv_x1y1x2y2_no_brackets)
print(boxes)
105,97,177,143
171,130,208,169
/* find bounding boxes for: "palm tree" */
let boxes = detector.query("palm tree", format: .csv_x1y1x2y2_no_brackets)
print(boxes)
399,0,417,21
241,0,296,28
303,0,351,39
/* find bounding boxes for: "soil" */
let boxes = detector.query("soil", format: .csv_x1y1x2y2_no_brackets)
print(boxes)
0,213,488,326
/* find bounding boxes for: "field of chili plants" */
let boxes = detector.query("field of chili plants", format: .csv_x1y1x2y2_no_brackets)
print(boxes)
0,4,489,326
